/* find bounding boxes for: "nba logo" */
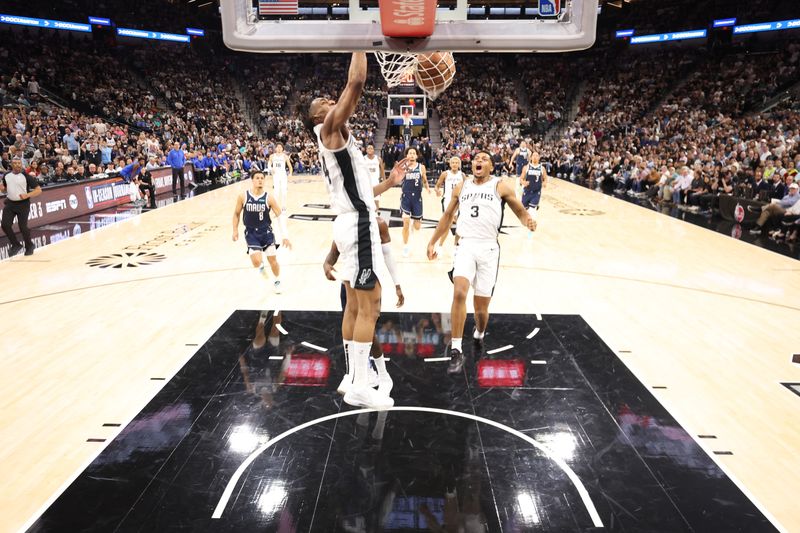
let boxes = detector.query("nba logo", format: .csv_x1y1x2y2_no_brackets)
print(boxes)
85,186,94,209
538,0,560,17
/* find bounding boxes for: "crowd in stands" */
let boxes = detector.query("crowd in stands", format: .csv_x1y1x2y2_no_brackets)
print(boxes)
3,20,800,248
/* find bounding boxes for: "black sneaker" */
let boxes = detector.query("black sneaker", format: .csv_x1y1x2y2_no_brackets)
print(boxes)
747,205,762,213
749,228,762,235
9,244,23,256
24,247,34,256
447,348,464,374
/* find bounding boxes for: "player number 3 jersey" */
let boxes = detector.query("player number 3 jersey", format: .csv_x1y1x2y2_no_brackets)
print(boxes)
456,177,503,242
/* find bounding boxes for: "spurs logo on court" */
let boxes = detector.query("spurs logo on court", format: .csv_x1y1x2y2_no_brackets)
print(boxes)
86,251,167,268
358,268,373,286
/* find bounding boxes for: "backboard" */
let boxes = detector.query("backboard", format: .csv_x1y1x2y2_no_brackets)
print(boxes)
220,0,599,53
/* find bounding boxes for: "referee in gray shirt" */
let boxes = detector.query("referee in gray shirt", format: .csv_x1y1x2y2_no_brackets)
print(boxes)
1,157,41,256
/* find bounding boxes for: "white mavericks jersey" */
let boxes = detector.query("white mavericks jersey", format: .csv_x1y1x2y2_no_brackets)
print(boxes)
443,170,464,205
314,125,376,215
364,154,382,188
271,154,288,176
456,177,503,241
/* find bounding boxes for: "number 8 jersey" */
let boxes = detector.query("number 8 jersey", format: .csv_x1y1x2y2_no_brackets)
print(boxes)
456,176,504,242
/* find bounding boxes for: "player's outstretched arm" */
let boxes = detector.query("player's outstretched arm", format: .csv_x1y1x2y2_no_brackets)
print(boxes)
498,181,536,232
232,193,244,241
428,183,463,259
323,52,367,136
374,157,408,197
268,194,292,249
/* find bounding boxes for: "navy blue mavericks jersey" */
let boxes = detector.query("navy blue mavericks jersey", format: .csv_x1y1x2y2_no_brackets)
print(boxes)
401,163,423,197
516,147,530,164
525,164,544,192
242,191,272,230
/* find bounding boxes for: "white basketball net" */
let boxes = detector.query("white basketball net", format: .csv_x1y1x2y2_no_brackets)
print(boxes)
374,52,456,100
374,52,418,87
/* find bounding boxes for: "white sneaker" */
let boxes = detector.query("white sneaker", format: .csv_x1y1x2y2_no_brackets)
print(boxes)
273,280,282,294
378,373,393,395
368,365,380,389
337,374,353,395
344,385,394,410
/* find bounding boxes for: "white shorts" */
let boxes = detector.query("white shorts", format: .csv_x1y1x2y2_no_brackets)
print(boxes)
333,211,382,290
273,173,288,207
452,239,500,298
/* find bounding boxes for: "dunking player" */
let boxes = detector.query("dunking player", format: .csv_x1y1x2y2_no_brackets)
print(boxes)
232,170,291,294
510,140,530,197
400,147,431,257
520,151,548,233
324,216,404,397
268,143,292,210
427,152,536,373
433,156,465,254
300,52,403,409
364,144,385,209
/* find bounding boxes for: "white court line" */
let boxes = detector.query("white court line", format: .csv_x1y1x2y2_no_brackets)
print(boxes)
268,356,284,361
527,327,541,339
535,313,542,321
211,406,604,528
423,357,450,362
300,341,327,352
275,324,288,335
530,360,548,365
487,344,514,355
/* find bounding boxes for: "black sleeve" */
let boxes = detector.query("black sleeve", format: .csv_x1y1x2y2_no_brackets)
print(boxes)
24,172,39,191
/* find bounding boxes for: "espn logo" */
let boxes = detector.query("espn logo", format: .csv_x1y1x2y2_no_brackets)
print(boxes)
538,0,560,17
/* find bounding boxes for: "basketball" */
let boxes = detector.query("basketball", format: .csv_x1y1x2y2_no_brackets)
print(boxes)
414,52,456,100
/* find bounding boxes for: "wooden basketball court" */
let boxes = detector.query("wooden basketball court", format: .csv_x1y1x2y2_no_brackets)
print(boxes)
2,175,799,532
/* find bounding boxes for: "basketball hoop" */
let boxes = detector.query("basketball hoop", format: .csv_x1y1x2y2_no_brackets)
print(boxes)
374,52,456,100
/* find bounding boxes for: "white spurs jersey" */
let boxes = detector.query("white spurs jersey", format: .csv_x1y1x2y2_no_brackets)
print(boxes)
364,154,382,188
456,177,503,241
314,125,376,215
270,153,288,175
443,170,465,204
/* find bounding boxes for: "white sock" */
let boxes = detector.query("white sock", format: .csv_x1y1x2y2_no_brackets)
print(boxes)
373,355,388,377
351,341,371,387
451,338,462,352
473,329,485,340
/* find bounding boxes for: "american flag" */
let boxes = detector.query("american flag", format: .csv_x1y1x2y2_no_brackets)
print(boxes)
259,0,299,15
